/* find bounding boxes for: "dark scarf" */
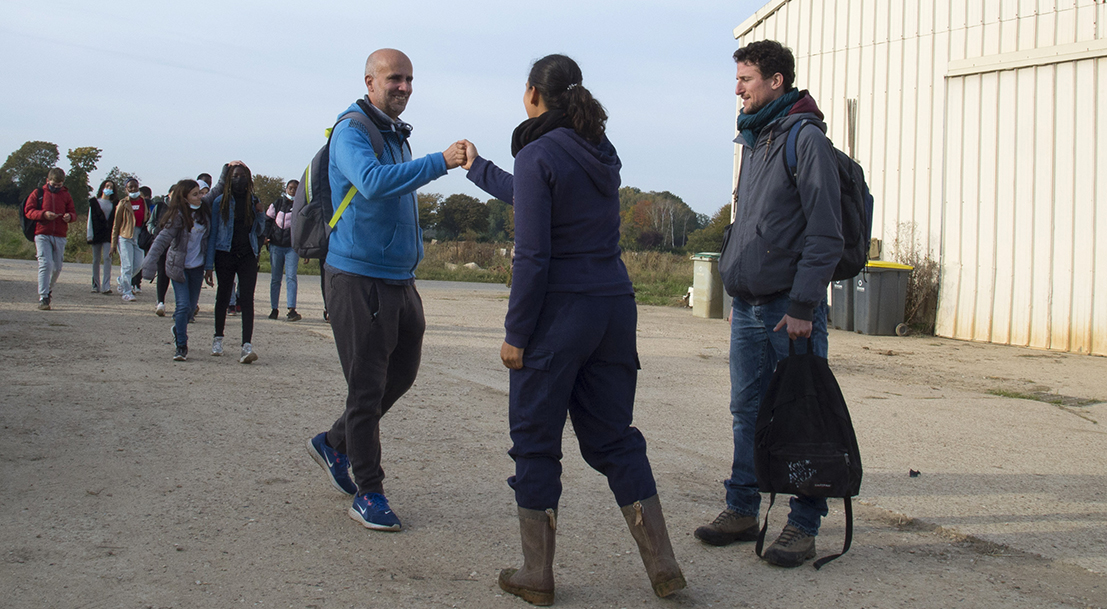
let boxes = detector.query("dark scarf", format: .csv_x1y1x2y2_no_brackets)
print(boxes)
735,88,801,147
511,110,570,157
359,97,412,140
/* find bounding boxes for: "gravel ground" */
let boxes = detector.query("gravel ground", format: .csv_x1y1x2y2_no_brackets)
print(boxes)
1,258,1105,608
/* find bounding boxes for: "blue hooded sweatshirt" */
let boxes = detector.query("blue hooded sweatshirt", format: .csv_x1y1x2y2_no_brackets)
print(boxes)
326,99,448,280
467,127,633,349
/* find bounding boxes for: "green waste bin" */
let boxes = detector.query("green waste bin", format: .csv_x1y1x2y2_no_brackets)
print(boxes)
830,279,855,331
853,261,913,336
691,253,723,319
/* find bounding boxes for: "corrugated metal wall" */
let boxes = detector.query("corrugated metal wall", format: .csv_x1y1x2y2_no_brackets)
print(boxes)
735,0,1107,355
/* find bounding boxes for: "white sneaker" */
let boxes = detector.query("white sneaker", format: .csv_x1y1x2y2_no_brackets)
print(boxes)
155,302,166,316
239,343,258,364
211,336,224,356
122,293,136,302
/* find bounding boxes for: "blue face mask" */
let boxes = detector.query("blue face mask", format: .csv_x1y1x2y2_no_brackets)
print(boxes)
189,203,201,210
103,188,113,196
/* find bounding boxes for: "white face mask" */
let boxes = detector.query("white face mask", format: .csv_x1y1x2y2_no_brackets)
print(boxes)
189,203,202,210
285,191,295,199
128,191,140,199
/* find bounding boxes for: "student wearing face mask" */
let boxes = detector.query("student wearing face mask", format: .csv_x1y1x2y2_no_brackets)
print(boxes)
264,179,302,322
141,179,211,361
147,187,172,316
204,163,266,363
87,180,118,295
110,178,146,302
26,168,77,310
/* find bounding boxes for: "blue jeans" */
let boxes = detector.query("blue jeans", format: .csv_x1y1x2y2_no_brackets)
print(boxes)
269,245,299,309
34,235,65,298
726,294,830,536
117,236,141,297
172,267,205,348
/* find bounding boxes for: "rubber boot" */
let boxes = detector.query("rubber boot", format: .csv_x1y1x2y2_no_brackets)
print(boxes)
499,507,556,606
621,495,687,597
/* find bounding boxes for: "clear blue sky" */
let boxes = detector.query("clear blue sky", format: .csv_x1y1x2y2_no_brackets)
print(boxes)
0,0,766,216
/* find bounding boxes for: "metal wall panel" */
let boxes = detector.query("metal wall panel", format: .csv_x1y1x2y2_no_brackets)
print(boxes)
735,0,1105,354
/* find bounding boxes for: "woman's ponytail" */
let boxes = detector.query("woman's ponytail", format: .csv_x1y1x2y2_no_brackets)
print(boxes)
528,54,607,144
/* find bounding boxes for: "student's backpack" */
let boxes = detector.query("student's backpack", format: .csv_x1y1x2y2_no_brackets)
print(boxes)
785,119,874,281
290,99,385,260
753,339,863,569
20,188,44,241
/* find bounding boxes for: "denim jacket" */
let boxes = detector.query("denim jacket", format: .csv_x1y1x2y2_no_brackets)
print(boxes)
204,193,266,270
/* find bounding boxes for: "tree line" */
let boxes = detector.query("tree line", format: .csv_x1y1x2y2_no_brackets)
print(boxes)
1,139,731,253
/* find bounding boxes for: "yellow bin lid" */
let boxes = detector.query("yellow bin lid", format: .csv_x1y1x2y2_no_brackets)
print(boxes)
866,260,914,270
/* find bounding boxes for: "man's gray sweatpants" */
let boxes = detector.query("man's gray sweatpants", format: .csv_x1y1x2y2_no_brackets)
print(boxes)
324,269,425,496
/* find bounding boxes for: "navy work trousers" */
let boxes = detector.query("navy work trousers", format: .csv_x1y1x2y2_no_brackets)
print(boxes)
325,270,424,496
508,292,657,510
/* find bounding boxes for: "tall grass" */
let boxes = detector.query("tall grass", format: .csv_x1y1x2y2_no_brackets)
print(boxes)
0,210,694,307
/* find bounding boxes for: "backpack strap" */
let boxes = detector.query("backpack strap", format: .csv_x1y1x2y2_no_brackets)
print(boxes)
784,118,816,184
327,106,388,229
812,497,853,570
754,492,777,558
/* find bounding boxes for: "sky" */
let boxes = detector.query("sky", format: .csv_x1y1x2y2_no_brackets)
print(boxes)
0,0,767,216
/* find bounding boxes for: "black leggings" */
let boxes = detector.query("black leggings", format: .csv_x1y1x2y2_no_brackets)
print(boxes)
156,251,170,304
214,250,258,343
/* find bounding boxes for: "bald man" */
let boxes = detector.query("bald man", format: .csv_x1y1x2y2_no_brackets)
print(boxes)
307,48,468,532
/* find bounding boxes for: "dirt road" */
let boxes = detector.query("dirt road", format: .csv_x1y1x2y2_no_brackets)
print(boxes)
1,258,1105,608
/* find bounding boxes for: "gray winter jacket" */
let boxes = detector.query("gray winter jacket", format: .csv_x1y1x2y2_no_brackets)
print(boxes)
141,214,209,284
721,108,844,321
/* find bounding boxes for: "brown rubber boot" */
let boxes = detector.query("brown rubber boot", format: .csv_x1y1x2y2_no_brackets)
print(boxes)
499,507,556,606
620,495,687,597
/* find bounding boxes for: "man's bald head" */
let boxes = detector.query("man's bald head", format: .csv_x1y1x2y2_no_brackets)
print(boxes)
364,49,414,119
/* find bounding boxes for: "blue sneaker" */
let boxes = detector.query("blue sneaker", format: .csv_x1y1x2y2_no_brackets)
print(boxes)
307,433,357,495
348,492,402,531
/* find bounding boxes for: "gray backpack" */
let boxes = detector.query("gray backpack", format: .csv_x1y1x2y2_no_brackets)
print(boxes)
290,99,384,259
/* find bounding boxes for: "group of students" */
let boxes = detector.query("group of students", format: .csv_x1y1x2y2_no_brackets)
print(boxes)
26,164,304,363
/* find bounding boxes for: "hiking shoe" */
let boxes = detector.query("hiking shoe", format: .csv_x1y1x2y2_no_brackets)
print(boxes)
122,293,136,302
156,302,166,316
239,342,258,364
38,298,50,311
286,308,302,322
349,492,402,531
307,432,357,495
694,508,760,546
762,525,817,568
268,308,279,320
211,336,224,356
174,345,188,361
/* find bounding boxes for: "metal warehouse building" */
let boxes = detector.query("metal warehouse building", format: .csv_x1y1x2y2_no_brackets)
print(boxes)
733,0,1107,355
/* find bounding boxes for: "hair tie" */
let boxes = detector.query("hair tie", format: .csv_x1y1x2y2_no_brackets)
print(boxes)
566,82,579,92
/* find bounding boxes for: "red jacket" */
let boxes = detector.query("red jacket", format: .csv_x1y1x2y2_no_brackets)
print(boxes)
24,185,77,238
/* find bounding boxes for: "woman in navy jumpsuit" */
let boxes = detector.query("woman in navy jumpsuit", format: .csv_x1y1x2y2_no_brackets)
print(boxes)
464,54,685,604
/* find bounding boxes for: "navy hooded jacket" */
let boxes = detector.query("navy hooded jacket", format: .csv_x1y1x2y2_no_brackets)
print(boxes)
467,127,634,349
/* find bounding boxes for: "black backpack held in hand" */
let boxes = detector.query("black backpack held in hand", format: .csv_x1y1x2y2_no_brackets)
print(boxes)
754,338,862,569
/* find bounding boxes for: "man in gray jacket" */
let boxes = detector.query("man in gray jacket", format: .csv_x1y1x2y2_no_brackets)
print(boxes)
695,40,843,568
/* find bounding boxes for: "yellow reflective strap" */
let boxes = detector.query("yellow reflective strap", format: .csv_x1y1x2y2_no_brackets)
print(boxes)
328,186,357,228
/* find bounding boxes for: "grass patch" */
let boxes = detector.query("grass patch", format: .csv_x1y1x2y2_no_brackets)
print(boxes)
0,210,694,307
987,388,1099,407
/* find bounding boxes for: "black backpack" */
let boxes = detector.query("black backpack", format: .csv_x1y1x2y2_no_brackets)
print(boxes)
20,188,44,241
785,119,874,281
290,99,386,260
754,339,863,569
